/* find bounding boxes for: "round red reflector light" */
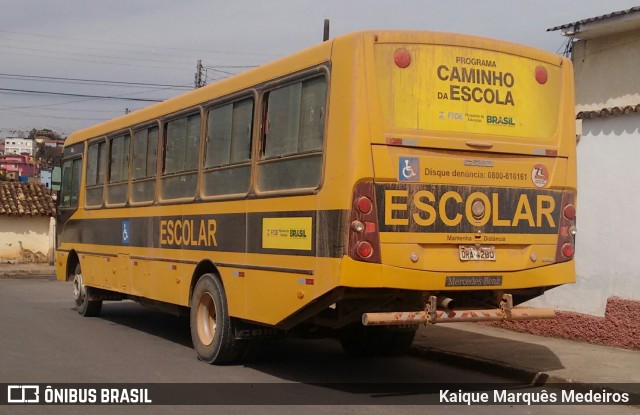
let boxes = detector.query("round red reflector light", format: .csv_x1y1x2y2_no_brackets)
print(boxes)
356,241,373,258
563,204,576,220
356,197,373,214
535,66,548,84
394,48,411,68
561,243,574,258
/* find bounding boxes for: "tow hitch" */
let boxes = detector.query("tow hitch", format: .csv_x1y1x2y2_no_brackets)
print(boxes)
361,294,555,326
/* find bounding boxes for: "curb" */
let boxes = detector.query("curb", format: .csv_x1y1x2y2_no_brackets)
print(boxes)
409,345,640,404
409,345,539,383
0,271,56,279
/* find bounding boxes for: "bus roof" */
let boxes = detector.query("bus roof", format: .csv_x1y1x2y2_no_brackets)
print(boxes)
64,30,564,146
64,36,334,146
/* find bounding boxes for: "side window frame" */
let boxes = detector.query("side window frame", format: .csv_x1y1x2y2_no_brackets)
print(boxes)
105,131,131,207
59,155,83,209
256,67,329,195
201,92,256,200
160,109,202,202
85,137,107,208
130,122,160,206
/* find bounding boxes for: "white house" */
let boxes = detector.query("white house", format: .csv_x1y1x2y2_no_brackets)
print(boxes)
532,7,640,316
4,138,34,156
0,182,56,263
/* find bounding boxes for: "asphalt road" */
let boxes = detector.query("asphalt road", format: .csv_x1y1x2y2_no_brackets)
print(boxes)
0,277,637,415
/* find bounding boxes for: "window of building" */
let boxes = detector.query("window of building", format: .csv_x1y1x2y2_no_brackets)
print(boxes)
162,112,200,199
203,98,253,197
258,76,327,192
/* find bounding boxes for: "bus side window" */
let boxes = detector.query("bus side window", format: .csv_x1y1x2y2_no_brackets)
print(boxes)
131,126,158,203
60,157,82,208
258,76,326,192
161,113,200,200
107,133,131,206
203,98,253,197
85,139,106,207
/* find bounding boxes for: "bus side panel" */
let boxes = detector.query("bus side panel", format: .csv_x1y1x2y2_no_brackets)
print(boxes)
147,260,192,307
241,257,343,326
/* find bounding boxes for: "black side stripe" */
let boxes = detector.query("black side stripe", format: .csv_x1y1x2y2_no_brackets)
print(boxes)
59,209,349,259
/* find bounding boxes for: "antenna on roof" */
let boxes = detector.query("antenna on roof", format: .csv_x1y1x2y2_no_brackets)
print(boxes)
323,19,330,42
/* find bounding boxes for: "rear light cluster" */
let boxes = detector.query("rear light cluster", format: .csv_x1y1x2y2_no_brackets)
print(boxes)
556,191,577,262
348,182,381,263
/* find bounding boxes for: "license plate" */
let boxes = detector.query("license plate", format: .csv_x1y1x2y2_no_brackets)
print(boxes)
459,245,496,261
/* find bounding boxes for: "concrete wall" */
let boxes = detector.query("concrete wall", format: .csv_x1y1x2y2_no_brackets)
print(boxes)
573,28,640,111
529,112,640,316
0,216,52,263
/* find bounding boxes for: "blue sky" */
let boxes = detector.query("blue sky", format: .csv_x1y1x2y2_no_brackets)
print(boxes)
1,0,638,134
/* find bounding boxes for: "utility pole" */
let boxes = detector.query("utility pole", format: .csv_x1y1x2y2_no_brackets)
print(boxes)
323,19,330,42
195,60,205,88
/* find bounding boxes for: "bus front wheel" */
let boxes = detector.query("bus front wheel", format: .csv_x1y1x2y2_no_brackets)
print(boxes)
72,263,102,317
190,273,247,364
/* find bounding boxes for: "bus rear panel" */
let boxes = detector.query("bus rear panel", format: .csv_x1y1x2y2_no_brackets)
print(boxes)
336,32,576,325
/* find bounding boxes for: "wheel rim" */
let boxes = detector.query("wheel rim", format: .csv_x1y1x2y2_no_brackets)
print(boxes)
196,292,216,346
72,271,85,307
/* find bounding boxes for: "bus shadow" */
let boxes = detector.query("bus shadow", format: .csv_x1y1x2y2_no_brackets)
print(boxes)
95,301,565,402
98,301,192,348
242,329,563,383
239,332,565,404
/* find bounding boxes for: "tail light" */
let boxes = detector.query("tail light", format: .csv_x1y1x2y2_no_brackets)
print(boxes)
535,65,548,85
555,191,576,262
348,182,381,263
394,48,412,69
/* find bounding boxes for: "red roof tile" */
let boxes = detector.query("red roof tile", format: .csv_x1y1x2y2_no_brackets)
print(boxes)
548,6,640,32
0,182,56,217
577,104,640,119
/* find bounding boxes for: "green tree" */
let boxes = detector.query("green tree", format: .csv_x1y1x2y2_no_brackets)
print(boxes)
36,141,63,168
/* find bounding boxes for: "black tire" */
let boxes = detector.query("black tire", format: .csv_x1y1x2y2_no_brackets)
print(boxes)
189,273,247,364
72,263,102,317
339,324,416,357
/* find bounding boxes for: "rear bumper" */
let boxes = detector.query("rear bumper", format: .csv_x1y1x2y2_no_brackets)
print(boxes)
340,257,575,291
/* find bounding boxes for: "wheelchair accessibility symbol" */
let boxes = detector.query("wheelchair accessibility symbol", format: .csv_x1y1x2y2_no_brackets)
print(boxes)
398,157,420,181
122,220,130,245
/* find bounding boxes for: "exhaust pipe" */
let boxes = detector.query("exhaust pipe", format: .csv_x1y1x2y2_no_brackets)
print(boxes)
437,296,455,311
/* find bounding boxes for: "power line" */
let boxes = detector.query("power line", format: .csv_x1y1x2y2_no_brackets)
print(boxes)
0,73,193,89
0,36,270,64
0,48,192,72
1,107,109,121
203,66,238,76
0,28,283,57
2,106,125,114
0,87,163,102
1,46,261,74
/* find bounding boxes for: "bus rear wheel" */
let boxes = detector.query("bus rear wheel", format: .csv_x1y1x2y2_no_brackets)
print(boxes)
190,273,247,364
72,263,102,317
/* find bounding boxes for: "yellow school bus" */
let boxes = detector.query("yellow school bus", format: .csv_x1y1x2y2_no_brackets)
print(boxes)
56,30,576,363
